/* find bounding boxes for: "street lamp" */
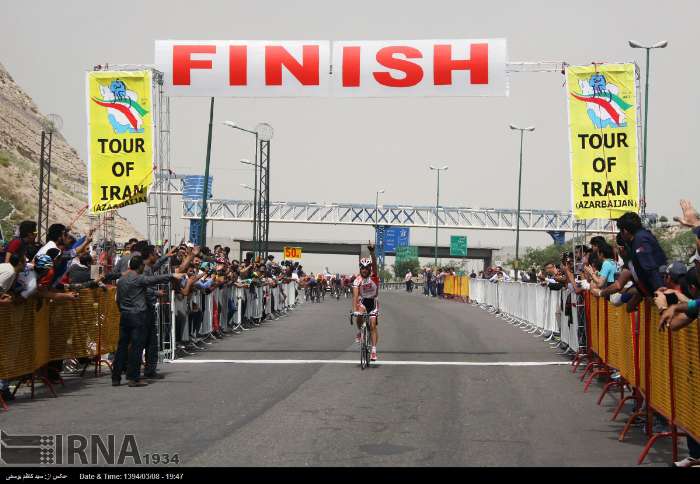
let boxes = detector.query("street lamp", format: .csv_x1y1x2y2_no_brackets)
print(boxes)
628,40,668,217
374,188,385,269
509,124,535,281
429,165,448,267
375,188,385,229
224,121,259,253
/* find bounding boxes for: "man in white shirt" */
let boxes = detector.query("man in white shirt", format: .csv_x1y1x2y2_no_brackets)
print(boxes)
36,223,68,257
404,270,413,292
0,253,25,296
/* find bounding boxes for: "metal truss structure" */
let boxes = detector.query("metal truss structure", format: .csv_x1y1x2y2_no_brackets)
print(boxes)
146,69,173,245
36,130,53,242
180,199,631,234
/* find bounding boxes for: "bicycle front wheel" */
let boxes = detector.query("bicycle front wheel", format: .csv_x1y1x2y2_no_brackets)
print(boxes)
361,324,371,369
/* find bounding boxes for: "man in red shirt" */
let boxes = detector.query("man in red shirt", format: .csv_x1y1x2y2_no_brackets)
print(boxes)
5,221,37,263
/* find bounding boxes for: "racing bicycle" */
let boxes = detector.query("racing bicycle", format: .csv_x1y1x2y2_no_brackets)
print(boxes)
350,310,378,370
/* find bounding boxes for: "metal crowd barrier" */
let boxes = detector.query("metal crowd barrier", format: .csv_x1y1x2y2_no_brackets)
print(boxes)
380,282,424,291
168,281,300,360
0,288,121,382
467,278,699,464
442,275,470,300
583,295,700,464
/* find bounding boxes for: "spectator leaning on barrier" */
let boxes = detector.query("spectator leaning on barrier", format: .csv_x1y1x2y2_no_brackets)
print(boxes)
617,211,667,297
112,255,185,388
489,266,511,283
584,236,617,290
0,251,25,304
67,253,93,284
593,234,640,311
657,267,700,466
4,220,37,263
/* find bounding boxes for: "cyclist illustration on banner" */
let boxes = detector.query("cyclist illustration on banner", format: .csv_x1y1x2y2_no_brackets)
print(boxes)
91,79,149,134
569,72,633,129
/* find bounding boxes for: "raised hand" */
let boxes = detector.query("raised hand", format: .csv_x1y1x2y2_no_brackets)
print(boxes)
675,199,700,228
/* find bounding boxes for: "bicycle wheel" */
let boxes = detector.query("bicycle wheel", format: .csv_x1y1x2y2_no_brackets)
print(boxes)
363,324,371,369
360,323,368,369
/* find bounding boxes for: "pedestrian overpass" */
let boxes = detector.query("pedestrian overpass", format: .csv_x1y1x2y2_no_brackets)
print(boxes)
183,199,622,233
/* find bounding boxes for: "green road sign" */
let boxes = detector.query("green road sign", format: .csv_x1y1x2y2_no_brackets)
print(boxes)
395,246,418,260
450,235,468,256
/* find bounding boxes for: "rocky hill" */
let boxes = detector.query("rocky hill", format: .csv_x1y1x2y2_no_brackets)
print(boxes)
0,62,139,241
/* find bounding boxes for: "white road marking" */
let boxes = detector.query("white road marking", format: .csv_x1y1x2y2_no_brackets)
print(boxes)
166,359,569,366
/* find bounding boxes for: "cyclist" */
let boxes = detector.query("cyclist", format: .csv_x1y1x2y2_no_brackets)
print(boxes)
316,273,326,300
332,273,342,298
353,243,380,361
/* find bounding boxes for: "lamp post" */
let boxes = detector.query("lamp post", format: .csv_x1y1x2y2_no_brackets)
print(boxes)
223,121,259,253
240,182,256,253
374,188,385,271
374,188,384,241
509,124,535,281
240,158,265,254
628,40,668,217
429,165,448,267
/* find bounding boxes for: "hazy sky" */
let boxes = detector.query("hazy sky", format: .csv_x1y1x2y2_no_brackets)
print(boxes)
1,0,697,273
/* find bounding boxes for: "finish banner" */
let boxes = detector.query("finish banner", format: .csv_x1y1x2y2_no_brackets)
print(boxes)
86,70,154,214
565,63,639,220
155,39,507,97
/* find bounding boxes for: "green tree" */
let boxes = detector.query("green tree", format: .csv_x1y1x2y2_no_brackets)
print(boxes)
378,267,393,282
653,226,697,261
393,258,420,279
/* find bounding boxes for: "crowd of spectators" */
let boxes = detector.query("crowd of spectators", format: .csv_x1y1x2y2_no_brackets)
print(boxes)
0,222,304,394
421,266,459,297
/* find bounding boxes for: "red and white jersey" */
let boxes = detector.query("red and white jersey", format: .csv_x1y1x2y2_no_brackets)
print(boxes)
353,274,379,299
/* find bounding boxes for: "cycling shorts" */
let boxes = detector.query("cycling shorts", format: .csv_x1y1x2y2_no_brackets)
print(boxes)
361,297,378,317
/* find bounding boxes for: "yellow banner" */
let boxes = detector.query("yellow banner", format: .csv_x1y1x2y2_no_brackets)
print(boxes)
283,247,302,260
566,64,639,220
86,70,154,214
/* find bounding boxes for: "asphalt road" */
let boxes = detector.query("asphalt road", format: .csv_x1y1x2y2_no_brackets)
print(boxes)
2,290,676,466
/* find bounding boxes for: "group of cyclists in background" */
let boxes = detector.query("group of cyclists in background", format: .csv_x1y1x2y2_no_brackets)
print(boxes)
299,271,355,302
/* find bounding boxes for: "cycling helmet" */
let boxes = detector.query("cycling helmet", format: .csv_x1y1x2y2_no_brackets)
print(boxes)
34,254,54,270
359,257,372,269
